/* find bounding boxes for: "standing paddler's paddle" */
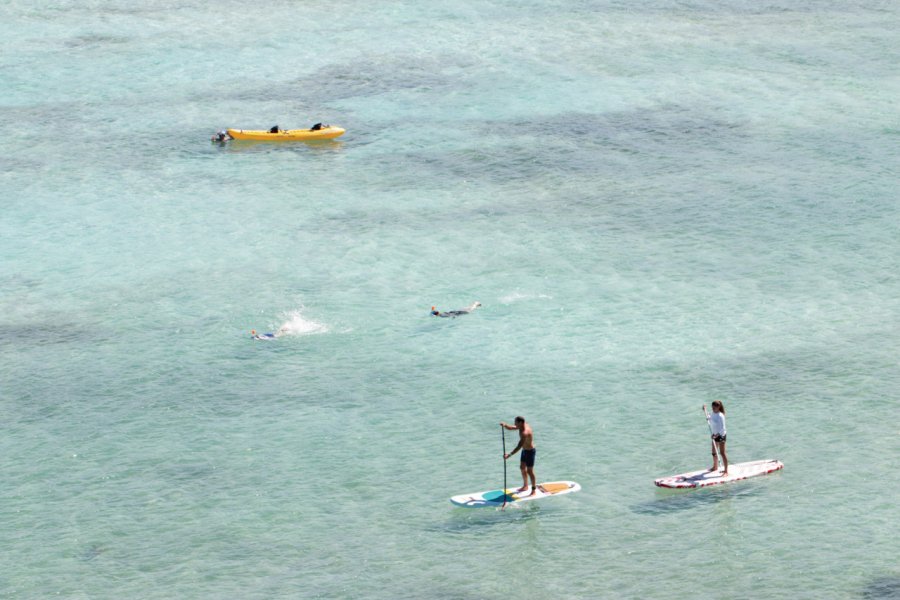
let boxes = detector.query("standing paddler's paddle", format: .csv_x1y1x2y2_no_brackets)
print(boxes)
501,424,508,508
704,405,720,471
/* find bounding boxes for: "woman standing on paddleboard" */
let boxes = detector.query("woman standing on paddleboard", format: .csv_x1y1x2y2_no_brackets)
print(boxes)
704,401,728,475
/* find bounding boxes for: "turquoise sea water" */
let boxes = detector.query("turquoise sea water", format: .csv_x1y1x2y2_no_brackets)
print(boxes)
2,0,899,597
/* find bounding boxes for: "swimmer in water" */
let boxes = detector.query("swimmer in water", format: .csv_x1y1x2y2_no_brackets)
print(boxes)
211,130,233,143
251,319,297,340
250,329,278,340
431,302,482,318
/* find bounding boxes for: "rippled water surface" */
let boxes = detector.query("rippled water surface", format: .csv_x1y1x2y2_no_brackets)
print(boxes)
1,1,898,597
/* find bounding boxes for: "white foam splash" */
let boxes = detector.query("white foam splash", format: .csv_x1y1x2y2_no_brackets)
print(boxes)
499,292,553,304
275,310,328,337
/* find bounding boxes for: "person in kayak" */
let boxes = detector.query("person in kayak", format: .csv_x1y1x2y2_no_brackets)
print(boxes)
430,302,481,318
269,125,280,133
704,401,728,474
501,416,537,495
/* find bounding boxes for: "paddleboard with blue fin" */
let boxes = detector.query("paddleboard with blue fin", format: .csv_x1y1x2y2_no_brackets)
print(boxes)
450,480,580,508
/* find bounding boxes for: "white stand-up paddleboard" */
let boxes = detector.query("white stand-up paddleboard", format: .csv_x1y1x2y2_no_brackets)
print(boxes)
450,481,581,508
654,459,783,489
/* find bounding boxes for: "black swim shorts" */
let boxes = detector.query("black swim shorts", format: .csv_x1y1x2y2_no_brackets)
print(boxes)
521,448,536,467
712,434,726,443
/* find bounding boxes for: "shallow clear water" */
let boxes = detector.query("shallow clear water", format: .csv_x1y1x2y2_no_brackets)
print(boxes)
2,1,899,598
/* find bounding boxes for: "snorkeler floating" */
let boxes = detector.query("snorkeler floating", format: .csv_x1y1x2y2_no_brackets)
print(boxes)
249,311,328,340
250,329,277,340
250,324,292,340
431,302,482,318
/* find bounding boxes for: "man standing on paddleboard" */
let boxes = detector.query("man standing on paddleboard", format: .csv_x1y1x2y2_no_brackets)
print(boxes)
501,416,537,496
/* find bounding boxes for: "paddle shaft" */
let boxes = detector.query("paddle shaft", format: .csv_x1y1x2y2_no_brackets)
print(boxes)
501,425,507,508
705,408,721,466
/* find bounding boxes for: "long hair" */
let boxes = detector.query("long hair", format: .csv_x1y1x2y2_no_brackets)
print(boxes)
711,400,725,414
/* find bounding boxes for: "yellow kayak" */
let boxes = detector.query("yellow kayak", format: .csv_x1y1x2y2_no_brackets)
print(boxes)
225,126,345,141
